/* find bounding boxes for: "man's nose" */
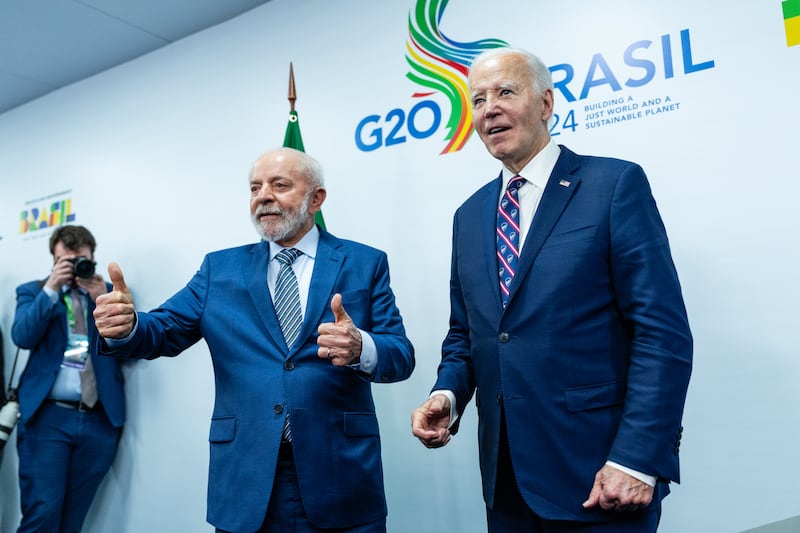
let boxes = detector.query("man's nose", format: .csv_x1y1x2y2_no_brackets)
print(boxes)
254,186,274,202
482,96,500,117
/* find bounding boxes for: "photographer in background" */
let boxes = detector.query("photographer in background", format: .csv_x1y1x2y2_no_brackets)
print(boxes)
11,225,126,533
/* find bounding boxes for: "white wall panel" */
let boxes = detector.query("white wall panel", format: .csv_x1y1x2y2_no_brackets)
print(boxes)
2,1,798,531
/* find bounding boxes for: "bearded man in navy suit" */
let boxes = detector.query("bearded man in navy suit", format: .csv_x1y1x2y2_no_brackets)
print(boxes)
412,48,692,532
94,147,414,533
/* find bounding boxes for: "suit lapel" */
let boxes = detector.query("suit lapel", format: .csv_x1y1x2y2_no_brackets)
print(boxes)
301,230,343,352
506,147,581,304
246,240,287,354
55,293,69,344
481,174,504,310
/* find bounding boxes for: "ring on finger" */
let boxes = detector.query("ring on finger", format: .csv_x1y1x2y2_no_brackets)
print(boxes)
327,348,332,359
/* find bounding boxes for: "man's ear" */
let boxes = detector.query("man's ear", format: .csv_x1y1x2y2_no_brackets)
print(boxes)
309,187,327,213
541,88,555,122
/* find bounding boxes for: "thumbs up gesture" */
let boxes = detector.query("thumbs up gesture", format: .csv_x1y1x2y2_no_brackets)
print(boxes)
93,262,137,339
317,293,362,366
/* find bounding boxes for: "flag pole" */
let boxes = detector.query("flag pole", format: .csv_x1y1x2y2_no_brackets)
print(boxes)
282,63,325,229
288,62,296,112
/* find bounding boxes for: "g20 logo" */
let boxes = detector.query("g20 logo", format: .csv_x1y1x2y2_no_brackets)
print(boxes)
354,100,442,152
355,26,714,154
354,97,577,152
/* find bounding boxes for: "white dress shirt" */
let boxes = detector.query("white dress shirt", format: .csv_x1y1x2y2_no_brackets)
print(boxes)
499,139,561,253
45,285,86,401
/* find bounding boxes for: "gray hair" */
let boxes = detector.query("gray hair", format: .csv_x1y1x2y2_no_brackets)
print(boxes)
470,48,553,96
288,148,325,189
250,147,325,188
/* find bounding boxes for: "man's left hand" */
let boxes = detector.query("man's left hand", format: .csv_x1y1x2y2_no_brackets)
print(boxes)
317,293,362,366
582,464,654,512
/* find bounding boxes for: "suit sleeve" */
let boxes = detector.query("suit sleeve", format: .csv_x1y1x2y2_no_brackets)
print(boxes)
432,212,477,430
100,257,209,360
607,164,693,483
12,282,58,350
364,252,415,383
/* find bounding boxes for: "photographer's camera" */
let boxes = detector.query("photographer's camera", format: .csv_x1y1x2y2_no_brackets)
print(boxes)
69,257,96,279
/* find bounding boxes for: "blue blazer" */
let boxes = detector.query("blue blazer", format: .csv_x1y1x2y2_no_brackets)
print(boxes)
100,229,415,532
12,280,125,428
435,146,692,521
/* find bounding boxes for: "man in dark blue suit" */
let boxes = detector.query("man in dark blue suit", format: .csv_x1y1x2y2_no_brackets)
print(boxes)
12,225,125,533
93,147,414,533
412,48,692,532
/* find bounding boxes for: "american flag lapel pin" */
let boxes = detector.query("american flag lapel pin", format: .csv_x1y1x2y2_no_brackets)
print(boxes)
558,179,571,187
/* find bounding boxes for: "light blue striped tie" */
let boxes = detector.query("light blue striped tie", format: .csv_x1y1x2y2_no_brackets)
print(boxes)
274,248,303,349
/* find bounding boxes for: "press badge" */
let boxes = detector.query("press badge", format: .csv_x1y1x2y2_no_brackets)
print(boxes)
63,333,89,370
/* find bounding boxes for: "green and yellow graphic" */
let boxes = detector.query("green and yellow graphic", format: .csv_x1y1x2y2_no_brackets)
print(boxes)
784,0,800,46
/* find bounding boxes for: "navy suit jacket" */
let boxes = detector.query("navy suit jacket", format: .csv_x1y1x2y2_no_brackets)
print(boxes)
434,146,692,521
12,280,125,428
99,229,414,532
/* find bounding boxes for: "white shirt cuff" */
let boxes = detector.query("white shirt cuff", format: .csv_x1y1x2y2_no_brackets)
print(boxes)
352,329,377,374
430,390,458,429
606,461,656,487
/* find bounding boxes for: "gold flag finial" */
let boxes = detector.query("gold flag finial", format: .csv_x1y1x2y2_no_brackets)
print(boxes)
288,62,297,112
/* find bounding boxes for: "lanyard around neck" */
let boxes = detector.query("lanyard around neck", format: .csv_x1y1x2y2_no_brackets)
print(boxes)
62,291,84,332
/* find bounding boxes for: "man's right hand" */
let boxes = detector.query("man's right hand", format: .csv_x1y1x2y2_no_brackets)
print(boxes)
411,394,453,448
45,255,78,292
93,262,136,339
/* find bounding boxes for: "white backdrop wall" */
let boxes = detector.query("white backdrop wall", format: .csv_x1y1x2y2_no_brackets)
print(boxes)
1,1,799,532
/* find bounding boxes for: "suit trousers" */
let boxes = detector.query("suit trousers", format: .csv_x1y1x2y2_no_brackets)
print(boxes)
487,415,660,533
17,401,121,533
215,442,386,533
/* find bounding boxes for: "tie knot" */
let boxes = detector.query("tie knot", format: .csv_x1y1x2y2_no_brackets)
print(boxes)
507,175,525,192
276,248,302,266
68,287,86,305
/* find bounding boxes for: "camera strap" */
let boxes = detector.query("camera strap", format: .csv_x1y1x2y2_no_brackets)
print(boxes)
6,347,23,399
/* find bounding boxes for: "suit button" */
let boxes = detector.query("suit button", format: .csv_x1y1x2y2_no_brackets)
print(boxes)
496,393,502,404
283,361,295,371
273,404,284,415
498,332,510,342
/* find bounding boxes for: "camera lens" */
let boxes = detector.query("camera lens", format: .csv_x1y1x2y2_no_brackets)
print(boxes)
72,257,96,279
0,400,20,450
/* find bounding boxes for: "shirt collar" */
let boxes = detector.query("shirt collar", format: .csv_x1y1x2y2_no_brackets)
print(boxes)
501,139,561,190
268,224,320,261
60,284,86,296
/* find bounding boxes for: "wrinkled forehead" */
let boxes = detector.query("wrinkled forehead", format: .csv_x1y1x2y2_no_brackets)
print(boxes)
251,153,303,182
468,55,529,91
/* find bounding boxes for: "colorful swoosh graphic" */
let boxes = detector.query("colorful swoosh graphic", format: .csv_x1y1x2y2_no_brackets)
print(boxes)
406,0,508,154
784,0,800,46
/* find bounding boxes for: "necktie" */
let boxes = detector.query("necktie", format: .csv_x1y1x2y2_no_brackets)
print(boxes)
274,248,303,442
71,288,98,407
274,248,304,349
497,175,526,308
